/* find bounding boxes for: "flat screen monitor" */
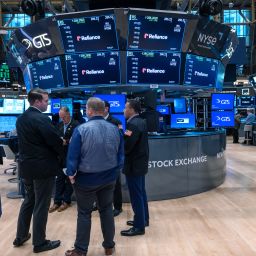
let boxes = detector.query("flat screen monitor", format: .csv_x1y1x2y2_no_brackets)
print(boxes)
3,99,24,114
127,51,181,84
184,54,220,87
237,96,256,107
60,98,73,115
211,93,235,110
112,114,126,131
25,99,30,110
0,116,17,132
51,98,61,114
0,63,11,84
128,15,186,51
171,114,195,129
23,67,32,93
94,94,126,113
27,56,64,90
211,111,235,127
174,98,186,113
65,52,120,86
57,14,118,53
156,105,169,115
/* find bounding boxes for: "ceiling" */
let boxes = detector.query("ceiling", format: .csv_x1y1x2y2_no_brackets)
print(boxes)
0,0,254,13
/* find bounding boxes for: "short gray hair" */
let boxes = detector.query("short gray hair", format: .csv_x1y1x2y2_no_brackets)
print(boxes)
87,97,105,113
60,106,70,113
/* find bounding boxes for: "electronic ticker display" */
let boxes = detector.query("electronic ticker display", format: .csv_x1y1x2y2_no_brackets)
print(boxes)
128,15,186,51
211,93,235,110
236,96,256,107
127,51,180,84
0,63,11,84
57,15,118,53
184,54,219,87
27,56,64,90
211,111,235,127
65,52,121,86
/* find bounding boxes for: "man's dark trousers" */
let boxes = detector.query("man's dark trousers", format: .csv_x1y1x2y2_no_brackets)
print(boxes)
113,173,122,211
74,182,115,253
16,177,54,246
54,171,73,204
126,175,149,229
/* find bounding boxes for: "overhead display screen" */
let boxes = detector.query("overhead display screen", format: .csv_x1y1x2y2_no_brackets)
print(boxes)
211,93,235,110
236,96,256,107
128,15,186,51
184,54,219,87
188,17,231,59
174,98,186,113
57,14,118,53
2,99,24,114
94,94,126,113
7,17,63,67
0,63,11,84
211,111,235,127
28,56,64,90
127,51,180,84
65,52,121,86
171,114,196,129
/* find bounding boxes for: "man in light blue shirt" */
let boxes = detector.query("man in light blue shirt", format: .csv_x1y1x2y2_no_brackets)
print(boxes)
245,109,255,125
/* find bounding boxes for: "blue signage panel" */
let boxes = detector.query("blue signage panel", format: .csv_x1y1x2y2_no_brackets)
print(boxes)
211,111,235,127
211,93,235,110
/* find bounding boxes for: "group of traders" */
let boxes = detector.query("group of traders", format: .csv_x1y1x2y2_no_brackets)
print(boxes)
11,88,150,256
233,108,256,144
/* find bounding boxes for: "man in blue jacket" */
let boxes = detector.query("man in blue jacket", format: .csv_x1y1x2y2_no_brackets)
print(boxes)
65,97,124,256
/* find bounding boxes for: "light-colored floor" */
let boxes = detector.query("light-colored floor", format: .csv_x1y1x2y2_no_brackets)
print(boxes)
1,138,256,256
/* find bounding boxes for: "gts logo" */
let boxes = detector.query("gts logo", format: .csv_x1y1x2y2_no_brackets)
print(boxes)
216,99,230,104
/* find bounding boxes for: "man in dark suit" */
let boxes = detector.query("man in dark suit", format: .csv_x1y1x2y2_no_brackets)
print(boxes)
104,101,123,217
49,107,79,213
121,99,149,236
13,88,64,253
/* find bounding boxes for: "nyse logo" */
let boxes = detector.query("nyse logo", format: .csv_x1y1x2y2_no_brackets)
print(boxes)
143,33,168,40
198,33,217,46
22,33,52,49
217,116,230,122
109,101,120,108
142,68,165,74
217,99,230,104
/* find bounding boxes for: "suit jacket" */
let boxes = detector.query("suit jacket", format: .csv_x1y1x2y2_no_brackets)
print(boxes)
56,118,79,167
106,114,122,127
123,115,149,176
16,107,64,179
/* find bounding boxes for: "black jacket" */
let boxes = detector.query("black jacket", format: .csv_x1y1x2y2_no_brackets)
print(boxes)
56,118,79,167
106,114,122,127
16,107,64,179
123,115,149,176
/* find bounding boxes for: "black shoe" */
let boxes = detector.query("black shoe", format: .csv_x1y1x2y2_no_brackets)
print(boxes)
113,208,122,217
121,227,145,236
33,240,61,253
126,220,149,227
13,233,31,247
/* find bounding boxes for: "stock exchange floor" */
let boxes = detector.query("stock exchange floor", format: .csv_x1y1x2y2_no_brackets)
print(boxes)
1,137,256,256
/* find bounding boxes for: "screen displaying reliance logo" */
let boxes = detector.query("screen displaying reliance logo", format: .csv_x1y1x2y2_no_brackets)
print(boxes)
171,114,196,129
211,111,235,127
211,93,235,110
94,94,126,113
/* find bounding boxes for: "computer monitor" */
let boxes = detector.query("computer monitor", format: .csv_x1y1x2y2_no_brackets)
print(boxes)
127,15,186,51
0,62,11,84
112,114,126,131
211,93,235,110
51,98,61,114
60,98,73,115
65,52,121,86
94,94,126,113
0,116,17,132
236,96,255,107
127,51,181,84
3,99,24,114
211,111,235,127
57,14,118,53
170,114,196,129
27,56,65,90
184,54,220,87
173,98,186,113
156,105,170,115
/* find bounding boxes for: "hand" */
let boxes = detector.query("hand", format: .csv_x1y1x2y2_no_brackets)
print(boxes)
63,139,68,146
69,176,75,184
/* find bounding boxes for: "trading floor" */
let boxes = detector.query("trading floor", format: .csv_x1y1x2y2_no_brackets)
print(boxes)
1,138,256,256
